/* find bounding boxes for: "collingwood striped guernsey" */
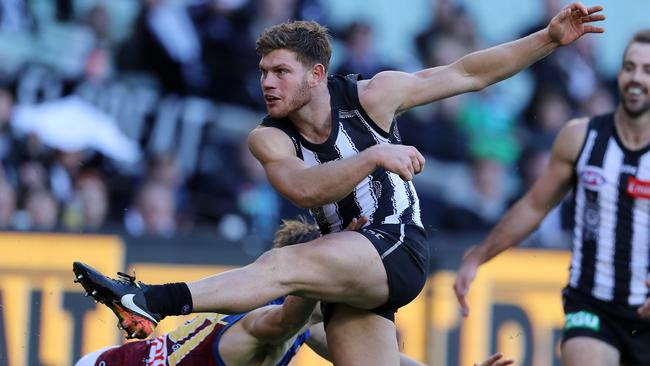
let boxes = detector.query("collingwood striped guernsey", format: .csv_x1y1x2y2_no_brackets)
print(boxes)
569,112,650,306
261,74,423,234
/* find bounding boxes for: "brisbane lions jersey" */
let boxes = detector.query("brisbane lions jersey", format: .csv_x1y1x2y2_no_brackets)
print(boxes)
92,307,309,365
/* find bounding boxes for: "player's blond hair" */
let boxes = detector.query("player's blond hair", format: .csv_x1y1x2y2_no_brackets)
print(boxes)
272,216,320,248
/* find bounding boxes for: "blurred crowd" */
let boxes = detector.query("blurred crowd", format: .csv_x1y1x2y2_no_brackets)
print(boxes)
0,0,619,247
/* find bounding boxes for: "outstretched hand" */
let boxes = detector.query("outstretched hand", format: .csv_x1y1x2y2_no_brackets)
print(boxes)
547,3,605,46
474,353,515,366
453,253,479,317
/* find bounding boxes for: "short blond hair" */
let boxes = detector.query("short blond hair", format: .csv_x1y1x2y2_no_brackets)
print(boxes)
272,216,320,248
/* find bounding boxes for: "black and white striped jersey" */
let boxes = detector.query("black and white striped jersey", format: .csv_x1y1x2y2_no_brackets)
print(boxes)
569,113,650,306
261,74,423,234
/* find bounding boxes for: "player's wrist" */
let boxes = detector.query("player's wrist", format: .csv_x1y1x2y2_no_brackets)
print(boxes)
465,244,488,265
539,27,561,48
362,145,382,170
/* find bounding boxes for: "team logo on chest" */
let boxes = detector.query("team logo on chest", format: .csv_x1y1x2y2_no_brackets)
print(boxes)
579,166,607,190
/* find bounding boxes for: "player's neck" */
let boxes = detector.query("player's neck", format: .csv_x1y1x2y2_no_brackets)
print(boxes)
289,84,332,144
614,106,650,150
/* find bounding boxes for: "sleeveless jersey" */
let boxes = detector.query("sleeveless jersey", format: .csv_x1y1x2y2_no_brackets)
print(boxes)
569,112,650,306
93,306,310,365
261,74,423,234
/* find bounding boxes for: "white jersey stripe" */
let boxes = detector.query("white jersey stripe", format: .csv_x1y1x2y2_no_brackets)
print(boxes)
337,124,377,227
629,153,650,304
355,110,390,144
592,137,623,301
300,146,341,230
408,181,424,228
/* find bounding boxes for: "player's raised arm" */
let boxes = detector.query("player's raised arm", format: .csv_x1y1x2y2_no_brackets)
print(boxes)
358,3,604,129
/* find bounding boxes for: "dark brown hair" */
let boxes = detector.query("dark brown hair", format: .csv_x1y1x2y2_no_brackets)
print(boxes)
624,29,650,59
631,29,650,44
256,20,332,72
272,216,320,248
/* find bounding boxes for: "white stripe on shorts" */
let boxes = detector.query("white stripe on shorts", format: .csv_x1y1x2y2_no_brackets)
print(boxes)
381,224,405,259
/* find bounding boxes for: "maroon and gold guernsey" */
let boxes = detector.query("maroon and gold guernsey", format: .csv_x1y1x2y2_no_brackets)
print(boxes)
84,301,311,366
96,313,230,365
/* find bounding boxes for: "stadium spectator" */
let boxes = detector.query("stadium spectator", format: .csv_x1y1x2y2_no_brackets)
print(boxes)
83,3,113,81
0,179,16,229
124,180,177,237
415,0,477,65
334,21,393,78
63,170,109,232
22,187,59,231
118,0,206,94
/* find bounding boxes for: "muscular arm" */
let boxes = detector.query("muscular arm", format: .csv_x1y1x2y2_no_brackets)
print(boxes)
248,127,376,208
241,295,317,343
454,118,589,315
248,127,423,208
466,118,587,263
359,3,604,130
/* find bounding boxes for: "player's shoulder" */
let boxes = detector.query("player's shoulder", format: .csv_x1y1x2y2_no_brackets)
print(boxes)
558,116,590,141
248,124,292,143
248,125,298,161
565,116,590,129
553,116,591,162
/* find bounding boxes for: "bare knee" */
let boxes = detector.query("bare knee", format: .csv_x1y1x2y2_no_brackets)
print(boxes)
253,247,299,289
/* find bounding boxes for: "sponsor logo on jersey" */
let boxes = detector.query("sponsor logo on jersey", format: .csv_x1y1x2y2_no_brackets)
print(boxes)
627,176,650,199
565,311,600,331
579,167,607,189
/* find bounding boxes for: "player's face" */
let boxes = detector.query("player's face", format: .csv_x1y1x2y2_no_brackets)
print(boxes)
618,42,650,118
259,49,312,118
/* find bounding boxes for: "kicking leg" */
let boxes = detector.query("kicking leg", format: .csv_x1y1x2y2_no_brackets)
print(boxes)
74,230,389,338
189,230,389,311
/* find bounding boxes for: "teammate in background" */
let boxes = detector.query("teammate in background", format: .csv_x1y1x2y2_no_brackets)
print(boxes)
74,4,604,365
454,29,650,366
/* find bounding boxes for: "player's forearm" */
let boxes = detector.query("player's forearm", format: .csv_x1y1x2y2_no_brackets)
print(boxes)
277,295,318,330
469,196,549,264
287,150,377,208
457,29,558,90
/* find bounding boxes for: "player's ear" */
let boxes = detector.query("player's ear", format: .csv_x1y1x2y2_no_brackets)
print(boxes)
309,63,326,87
